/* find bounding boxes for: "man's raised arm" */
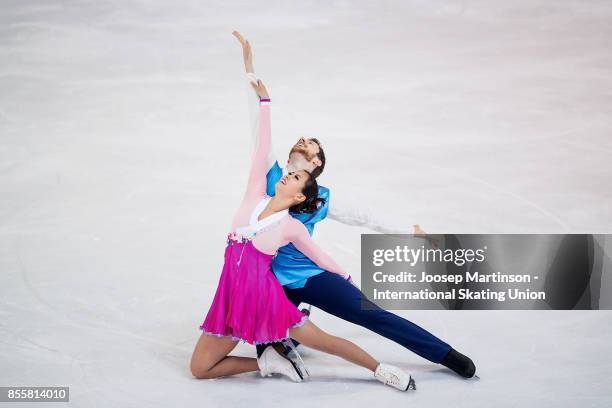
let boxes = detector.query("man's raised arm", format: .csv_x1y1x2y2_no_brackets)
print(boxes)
233,31,277,171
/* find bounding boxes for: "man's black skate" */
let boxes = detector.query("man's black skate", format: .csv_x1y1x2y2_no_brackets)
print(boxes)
441,349,476,378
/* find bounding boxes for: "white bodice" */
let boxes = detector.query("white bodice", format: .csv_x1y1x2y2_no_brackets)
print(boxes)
234,197,288,239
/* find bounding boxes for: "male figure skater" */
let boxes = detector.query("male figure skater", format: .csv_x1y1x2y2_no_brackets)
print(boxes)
232,31,476,380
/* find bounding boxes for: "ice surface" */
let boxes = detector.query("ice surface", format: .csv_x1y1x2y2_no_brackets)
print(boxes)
1,1,611,407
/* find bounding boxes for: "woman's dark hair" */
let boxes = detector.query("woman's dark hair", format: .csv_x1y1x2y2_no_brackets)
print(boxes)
289,170,326,214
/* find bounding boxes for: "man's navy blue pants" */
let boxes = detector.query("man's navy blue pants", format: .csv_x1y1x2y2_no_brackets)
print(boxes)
258,271,452,363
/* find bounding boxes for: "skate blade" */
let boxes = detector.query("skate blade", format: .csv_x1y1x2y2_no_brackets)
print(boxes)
287,349,310,378
282,339,310,378
278,357,303,382
407,376,416,391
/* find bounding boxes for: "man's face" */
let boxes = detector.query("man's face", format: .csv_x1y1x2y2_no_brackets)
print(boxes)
290,137,320,162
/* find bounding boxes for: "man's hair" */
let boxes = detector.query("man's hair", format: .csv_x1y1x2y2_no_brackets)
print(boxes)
309,138,326,178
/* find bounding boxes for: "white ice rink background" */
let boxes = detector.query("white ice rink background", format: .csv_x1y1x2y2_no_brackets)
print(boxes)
1,1,611,407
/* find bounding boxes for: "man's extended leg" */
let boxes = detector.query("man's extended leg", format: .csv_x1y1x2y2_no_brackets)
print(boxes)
257,271,474,377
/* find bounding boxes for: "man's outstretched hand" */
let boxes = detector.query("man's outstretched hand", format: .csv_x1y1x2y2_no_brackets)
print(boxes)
232,30,254,73
412,224,439,248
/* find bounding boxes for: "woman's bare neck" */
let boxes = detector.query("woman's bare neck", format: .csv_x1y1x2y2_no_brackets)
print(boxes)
257,195,292,221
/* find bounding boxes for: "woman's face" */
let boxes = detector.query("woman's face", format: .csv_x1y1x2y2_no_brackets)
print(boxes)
274,170,310,203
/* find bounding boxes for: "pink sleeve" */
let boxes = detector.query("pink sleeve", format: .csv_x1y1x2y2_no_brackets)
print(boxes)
244,101,271,198
285,219,350,279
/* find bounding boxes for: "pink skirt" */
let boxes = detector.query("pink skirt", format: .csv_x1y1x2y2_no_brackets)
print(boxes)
199,236,307,345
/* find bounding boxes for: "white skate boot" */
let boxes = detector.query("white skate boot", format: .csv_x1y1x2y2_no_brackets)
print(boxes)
374,363,416,391
280,339,310,379
257,345,304,382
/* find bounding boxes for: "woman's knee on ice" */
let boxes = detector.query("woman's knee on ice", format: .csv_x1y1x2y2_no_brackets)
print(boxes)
190,353,214,379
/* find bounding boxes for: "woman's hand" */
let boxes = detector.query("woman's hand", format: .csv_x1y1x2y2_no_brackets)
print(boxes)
232,30,254,73
346,275,360,289
250,79,270,100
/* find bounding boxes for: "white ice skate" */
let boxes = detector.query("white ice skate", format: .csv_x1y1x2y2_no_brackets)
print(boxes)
257,345,304,382
374,363,416,391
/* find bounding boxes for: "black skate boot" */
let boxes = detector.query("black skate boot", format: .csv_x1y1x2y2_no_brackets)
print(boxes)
441,349,477,378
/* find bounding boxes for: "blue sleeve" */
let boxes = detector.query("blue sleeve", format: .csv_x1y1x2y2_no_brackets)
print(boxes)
265,161,283,197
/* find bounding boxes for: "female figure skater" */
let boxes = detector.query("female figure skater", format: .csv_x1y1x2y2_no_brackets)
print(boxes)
189,75,415,391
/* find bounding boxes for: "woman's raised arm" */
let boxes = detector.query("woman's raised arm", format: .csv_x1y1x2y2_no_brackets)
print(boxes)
233,31,278,171
243,80,272,198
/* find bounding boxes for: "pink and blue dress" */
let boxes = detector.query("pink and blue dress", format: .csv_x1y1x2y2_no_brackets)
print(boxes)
199,100,349,345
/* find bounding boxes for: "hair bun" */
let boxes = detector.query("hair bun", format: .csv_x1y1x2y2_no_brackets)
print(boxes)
289,171,325,214
292,197,326,214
